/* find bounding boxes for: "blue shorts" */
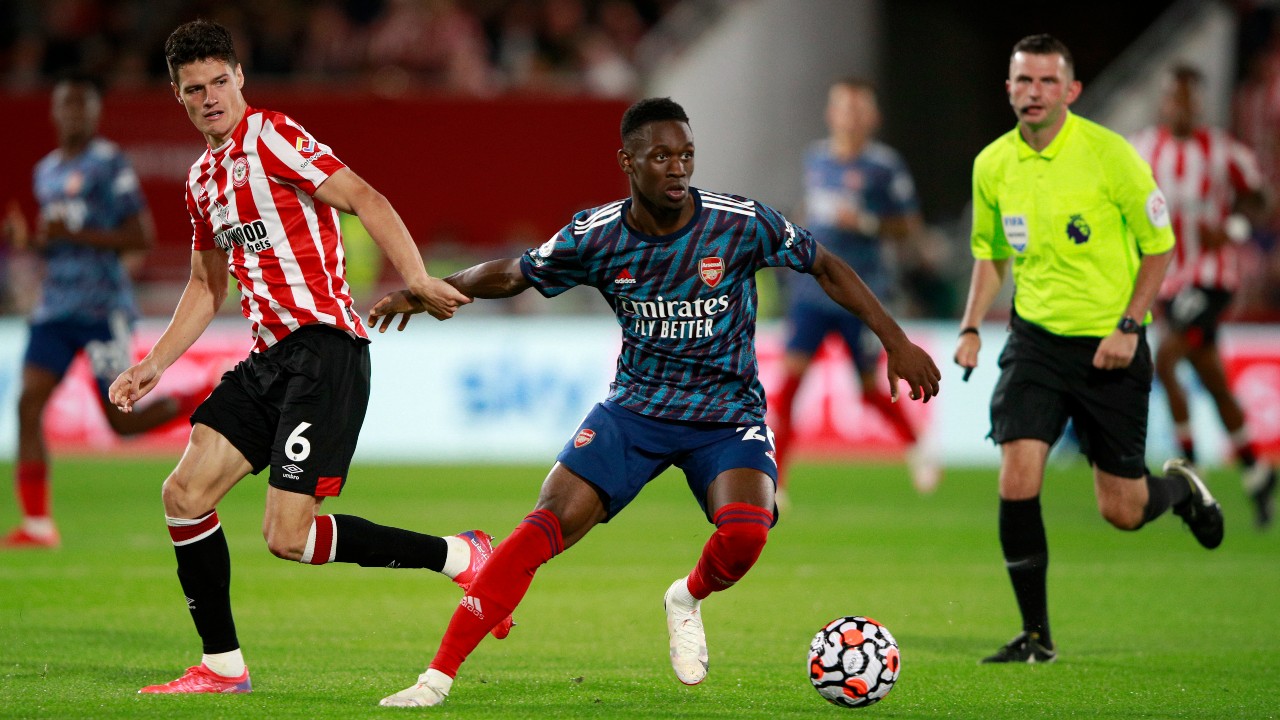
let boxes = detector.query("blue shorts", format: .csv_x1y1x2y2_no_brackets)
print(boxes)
24,312,133,397
556,401,779,522
785,302,881,373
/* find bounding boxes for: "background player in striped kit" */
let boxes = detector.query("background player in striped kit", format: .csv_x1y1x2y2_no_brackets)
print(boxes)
4,73,201,550
1129,65,1275,528
107,20,503,695
369,97,940,707
770,78,938,499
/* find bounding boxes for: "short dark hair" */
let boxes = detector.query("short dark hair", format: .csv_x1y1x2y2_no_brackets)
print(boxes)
53,69,104,97
832,77,876,95
1170,63,1204,86
165,19,239,83
1011,34,1074,74
620,97,690,146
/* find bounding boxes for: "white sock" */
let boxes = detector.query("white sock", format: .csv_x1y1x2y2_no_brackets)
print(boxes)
202,648,246,677
671,577,698,606
21,517,56,537
440,535,470,580
422,668,453,694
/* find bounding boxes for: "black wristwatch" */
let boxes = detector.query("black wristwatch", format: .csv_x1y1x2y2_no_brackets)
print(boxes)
1117,316,1141,334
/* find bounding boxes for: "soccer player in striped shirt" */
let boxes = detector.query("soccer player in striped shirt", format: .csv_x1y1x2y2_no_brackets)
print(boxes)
108,20,503,695
1129,65,1275,528
4,73,203,550
369,97,940,707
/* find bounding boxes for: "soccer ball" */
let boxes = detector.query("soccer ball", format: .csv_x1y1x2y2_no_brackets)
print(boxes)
808,616,900,708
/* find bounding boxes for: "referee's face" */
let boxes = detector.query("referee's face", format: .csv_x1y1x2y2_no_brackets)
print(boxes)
1007,51,1081,133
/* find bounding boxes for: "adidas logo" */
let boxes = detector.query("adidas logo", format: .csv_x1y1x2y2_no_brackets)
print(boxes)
614,269,636,285
460,595,485,620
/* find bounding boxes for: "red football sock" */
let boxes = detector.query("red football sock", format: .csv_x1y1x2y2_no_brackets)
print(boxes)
864,392,918,444
15,460,49,519
429,509,563,678
772,373,803,485
686,503,772,600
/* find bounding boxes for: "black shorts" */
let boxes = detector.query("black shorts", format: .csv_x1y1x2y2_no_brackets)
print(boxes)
1159,286,1233,348
989,314,1152,478
191,325,371,497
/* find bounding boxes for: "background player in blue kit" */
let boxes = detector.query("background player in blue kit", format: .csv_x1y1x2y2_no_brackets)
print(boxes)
368,97,940,707
4,73,199,549
771,78,938,496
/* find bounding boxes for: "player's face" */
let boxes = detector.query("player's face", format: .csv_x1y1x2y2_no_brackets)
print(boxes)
1006,52,1081,132
620,120,695,211
1160,78,1200,135
51,82,101,147
826,85,879,139
173,58,247,146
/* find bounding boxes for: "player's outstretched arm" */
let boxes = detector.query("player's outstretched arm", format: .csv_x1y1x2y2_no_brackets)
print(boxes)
109,248,226,412
953,258,1008,377
38,209,155,253
811,244,940,402
367,258,531,333
313,167,470,320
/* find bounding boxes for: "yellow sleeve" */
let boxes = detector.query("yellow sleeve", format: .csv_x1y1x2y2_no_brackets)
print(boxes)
1108,138,1175,255
970,151,1012,260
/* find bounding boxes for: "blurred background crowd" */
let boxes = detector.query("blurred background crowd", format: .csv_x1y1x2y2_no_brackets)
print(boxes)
3,0,1280,323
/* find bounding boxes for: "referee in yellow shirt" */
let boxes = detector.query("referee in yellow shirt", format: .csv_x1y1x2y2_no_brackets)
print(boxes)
954,34,1224,664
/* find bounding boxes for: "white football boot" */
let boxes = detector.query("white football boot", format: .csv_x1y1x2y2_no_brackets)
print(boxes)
663,577,709,685
379,669,452,707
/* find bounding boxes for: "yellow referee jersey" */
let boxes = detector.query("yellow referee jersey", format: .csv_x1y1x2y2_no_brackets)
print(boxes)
971,112,1175,337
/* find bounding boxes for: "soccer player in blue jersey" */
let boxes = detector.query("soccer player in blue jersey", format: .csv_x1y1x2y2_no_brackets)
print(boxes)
369,97,940,707
772,78,938,497
3,74,199,549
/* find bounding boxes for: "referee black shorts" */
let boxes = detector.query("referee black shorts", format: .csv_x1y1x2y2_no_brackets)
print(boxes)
989,313,1152,478
192,324,371,497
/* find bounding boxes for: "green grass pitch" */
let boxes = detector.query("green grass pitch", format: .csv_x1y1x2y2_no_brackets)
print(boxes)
1,458,1277,719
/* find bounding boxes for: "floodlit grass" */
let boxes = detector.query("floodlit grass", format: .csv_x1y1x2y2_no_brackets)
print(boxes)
1,457,1277,719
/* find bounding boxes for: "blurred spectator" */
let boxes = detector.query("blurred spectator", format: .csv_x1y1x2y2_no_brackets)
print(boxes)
1,0,671,98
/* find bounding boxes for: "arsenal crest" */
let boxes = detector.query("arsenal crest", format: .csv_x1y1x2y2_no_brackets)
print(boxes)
573,428,595,448
699,257,724,288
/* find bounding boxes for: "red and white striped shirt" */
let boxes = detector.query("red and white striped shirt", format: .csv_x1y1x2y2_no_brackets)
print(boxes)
1129,125,1263,298
185,107,368,352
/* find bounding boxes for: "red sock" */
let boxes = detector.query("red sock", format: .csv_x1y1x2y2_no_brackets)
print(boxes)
429,509,563,677
15,461,49,519
772,373,803,481
686,503,772,600
864,392,918,444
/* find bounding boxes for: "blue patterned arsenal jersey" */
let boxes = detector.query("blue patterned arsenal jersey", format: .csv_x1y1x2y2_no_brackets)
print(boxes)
32,138,146,323
521,187,817,424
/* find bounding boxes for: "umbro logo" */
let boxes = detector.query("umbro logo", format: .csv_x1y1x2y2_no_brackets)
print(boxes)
614,269,636,285
282,464,304,474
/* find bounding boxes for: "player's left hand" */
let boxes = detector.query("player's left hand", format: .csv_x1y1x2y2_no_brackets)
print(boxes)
885,340,941,403
1093,330,1137,370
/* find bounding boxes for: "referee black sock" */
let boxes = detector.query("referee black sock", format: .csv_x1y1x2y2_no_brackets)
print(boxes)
330,514,448,571
167,513,239,654
1143,472,1192,523
999,497,1052,649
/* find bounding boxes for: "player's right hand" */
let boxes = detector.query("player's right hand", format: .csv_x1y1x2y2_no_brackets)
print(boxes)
367,289,426,333
109,361,161,413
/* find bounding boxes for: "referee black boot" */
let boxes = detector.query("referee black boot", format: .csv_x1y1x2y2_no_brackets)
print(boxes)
1165,459,1225,549
981,632,1057,664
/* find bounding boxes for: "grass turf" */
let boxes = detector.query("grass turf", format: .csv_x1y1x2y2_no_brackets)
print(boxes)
1,457,1277,719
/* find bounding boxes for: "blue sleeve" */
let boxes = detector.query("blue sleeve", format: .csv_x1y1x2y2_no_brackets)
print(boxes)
755,202,817,272
519,225,589,297
108,151,146,217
